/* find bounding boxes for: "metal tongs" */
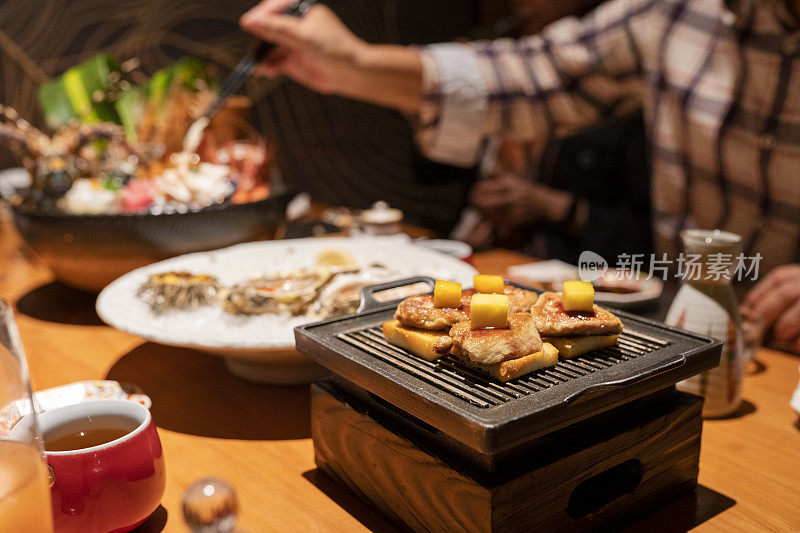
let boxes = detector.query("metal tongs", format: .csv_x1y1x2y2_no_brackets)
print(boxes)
201,0,318,120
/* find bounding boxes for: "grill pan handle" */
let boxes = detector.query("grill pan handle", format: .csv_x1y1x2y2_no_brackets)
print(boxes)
358,277,436,313
563,354,687,403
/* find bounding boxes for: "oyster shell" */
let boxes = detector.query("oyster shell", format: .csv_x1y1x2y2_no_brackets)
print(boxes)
221,267,351,316
137,272,219,315
307,266,396,319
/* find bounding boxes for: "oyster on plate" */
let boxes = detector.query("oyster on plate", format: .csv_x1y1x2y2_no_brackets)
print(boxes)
221,266,354,316
137,272,219,315
307,265,395,319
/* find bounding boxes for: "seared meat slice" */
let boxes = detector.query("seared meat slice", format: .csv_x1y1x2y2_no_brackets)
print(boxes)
394,285,538,331
532,292,623,337
458,342,559,382
394,294,469,330
448,313,543,365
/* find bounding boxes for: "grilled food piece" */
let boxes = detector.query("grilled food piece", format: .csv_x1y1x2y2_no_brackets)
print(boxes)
394,294,470,330
458,342,559,382
473,274,505,294
384,314,557,381
433,280,462,308
448,313,543,365
466,285,539,313
470,293,509,330
394,285,538,331
544,334,619,358
531,292,622,337
382,320,453,361
531,291,623,357
561,280,595,312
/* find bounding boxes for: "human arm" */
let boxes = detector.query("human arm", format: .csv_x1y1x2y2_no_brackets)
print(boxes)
240,0,660,166
240,1,424,113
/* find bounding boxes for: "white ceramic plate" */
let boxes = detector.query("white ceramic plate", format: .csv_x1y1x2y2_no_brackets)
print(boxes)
97,236,477,383
507,260,663,309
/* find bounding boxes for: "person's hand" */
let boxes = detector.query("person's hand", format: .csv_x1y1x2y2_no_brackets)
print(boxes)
470,175,573,228
742,264,800,352
240,1,367,94
240,1,424,112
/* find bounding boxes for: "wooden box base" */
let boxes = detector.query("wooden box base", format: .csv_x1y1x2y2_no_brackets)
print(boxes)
311,382,704,532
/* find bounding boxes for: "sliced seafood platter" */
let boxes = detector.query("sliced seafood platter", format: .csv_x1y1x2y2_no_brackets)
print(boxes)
96,236,477,383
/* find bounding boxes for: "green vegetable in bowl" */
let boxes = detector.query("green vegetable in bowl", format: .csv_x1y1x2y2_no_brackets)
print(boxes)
38,53,124,129
37,53,218,143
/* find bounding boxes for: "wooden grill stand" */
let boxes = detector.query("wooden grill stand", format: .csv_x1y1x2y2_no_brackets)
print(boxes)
311,382,704,532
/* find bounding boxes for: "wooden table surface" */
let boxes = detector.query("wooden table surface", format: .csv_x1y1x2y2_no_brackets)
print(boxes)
1,211,798,532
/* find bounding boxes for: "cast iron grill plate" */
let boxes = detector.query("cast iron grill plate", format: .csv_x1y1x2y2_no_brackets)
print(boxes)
295,278,721,455
337,326,668,409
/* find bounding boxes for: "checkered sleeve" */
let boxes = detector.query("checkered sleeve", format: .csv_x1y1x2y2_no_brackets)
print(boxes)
416,0,661,167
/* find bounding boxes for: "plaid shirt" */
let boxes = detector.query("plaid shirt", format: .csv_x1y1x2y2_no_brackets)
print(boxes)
417,0,800,271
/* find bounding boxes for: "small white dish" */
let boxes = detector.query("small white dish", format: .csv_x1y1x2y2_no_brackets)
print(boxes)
507,259,577,285
414,239,473,261
507,260,663,309
0,380,151,434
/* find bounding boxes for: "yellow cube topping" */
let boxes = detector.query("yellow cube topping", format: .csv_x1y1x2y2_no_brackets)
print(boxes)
470,293,509,330
473,274,505,294
561,281,595,312
433,280,462,308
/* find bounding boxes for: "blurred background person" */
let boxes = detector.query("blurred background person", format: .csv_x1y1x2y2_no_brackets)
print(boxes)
456,0,652,266
240,0,800,351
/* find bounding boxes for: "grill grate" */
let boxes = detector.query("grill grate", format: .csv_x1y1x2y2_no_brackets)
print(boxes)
337,327,670,409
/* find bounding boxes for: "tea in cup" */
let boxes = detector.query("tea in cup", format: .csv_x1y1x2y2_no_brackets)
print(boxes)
13,400,165,532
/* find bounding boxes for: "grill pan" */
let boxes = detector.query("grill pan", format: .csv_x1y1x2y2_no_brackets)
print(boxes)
295,277,721,469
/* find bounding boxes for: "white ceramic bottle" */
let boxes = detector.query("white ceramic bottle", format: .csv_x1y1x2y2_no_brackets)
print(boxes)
666,230,744,418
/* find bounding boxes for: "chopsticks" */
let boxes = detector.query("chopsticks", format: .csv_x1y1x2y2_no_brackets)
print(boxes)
202,0,318,120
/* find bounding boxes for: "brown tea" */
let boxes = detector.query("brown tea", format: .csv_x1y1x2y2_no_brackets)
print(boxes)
44,414,137,452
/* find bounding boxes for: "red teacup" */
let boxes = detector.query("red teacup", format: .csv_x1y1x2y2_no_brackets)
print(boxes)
37,400,165,532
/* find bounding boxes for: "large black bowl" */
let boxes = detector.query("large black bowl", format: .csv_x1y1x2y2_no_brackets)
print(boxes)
11,192,294,292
